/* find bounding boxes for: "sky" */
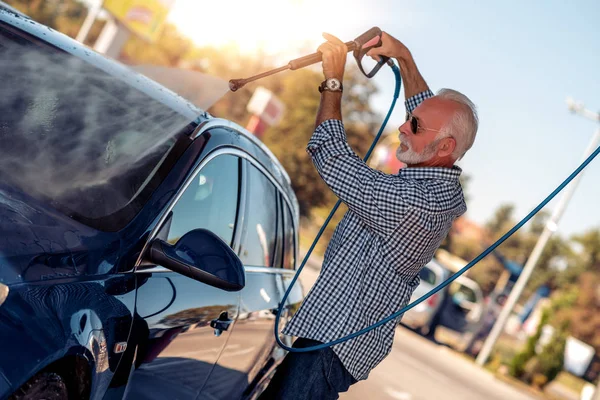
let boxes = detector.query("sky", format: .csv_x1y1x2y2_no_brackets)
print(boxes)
167,0,600,238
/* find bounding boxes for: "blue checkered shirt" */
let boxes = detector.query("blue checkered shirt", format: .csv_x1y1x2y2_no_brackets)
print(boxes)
282,90,467,380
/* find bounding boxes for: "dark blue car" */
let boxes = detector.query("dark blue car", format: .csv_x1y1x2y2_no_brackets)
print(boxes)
0,6,303,400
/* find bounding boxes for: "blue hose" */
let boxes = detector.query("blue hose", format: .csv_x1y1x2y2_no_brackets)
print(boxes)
274,60,600,353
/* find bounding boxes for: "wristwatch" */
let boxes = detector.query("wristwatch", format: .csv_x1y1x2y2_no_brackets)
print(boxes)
319,78,343,93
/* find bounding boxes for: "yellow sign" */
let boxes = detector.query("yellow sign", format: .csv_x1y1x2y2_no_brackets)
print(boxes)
103,0,176,42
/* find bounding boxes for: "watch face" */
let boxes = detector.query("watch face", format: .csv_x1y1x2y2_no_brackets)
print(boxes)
327,79,341,90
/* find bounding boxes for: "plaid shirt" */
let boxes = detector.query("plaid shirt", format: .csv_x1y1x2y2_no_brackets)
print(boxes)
282,90,467,381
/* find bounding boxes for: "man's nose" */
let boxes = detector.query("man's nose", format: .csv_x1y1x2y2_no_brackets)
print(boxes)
399,121,411,135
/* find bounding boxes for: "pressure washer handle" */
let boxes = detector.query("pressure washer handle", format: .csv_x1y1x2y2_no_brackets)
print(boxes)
290,26,389,78
353,27,383,49
352,26,389,78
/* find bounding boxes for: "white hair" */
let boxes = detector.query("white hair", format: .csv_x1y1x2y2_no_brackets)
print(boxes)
435,88,478,160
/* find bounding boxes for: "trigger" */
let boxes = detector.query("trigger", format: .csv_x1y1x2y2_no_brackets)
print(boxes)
362,36,381,49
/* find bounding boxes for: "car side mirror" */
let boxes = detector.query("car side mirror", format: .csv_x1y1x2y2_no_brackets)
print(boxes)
145,228,245,292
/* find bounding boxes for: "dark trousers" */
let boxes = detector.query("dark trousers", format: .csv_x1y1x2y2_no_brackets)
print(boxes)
258,338,357,400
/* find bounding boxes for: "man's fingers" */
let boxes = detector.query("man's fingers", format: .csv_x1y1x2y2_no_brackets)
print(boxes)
322,32,344,45
366,49,382,61
318,42,335,54
319,41,347,58
322,33,347,54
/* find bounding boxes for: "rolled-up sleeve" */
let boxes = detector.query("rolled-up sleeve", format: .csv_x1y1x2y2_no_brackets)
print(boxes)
405,90,434,113
307,119,408,236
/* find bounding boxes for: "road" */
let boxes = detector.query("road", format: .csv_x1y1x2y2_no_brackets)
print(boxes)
297,261,538,400
340,328,537,400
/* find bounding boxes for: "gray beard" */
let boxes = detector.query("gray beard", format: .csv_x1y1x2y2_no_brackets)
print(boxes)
396,138,440,164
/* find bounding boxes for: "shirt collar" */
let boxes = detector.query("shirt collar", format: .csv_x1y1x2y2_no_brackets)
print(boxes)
398,165,462,181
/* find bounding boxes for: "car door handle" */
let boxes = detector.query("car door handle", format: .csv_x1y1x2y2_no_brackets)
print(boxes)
210,311,233,337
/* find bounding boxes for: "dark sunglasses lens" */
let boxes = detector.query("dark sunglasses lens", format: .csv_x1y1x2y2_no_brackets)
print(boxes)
410,116,418,134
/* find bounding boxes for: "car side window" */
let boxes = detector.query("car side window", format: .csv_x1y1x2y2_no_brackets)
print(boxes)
238,164,278,267
272,193,284,269
167,155,240,247
419,266,437,285
282,202,296,270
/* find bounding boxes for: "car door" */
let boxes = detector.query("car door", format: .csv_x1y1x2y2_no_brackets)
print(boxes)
439,278,483,333
200,158,290,399
124,153,243,400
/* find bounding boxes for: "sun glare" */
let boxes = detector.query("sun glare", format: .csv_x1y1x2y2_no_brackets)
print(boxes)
169,0,373,58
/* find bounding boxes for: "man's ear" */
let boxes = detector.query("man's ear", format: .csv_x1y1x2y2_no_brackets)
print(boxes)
437,137,456,157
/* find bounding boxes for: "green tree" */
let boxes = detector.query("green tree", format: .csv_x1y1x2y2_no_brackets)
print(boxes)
563,272,600,354
572,228,600,271
486,204,516,238
535,324,567,386
510,307,549,378
121,23,194,67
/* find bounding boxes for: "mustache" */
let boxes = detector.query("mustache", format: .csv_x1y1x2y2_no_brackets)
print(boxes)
399,135,410,147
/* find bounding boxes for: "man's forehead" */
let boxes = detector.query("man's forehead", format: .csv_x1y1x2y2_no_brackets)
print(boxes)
414,97,456,118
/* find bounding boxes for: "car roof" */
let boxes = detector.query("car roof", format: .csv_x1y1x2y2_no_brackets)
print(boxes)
427,257,483,291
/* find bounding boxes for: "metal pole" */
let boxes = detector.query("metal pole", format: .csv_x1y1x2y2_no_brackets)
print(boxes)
76,0,103,44
476,103,600,367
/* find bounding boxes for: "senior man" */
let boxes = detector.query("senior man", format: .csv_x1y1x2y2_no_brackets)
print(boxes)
260,31,478,400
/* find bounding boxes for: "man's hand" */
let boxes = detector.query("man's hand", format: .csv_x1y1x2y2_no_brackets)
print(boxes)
366,31,430,99
366,31,411,61
317,33,347,81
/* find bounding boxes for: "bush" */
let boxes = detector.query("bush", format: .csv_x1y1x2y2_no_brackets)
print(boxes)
536,324,568,385
510,352,532,377
510,312,568,388
509,309,550,378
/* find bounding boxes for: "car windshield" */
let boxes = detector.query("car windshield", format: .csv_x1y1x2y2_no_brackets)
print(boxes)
0,21,226,230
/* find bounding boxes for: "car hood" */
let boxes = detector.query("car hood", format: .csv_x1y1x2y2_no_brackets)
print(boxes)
0,187,120,286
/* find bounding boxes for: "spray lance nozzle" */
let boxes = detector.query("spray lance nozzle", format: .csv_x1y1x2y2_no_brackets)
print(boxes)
228,27,390,92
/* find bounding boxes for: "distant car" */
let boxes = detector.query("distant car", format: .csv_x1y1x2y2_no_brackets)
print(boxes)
0,7,303,400
402,258,484,346
436,272,484,350
401,259,449,336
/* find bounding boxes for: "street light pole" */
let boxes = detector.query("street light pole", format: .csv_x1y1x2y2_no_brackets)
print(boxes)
476,100,600,367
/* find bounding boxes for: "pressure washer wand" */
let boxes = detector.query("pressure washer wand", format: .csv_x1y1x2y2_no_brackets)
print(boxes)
229,40,356,92
229,27,388,92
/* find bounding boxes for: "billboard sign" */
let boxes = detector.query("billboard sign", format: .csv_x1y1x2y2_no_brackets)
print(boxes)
103,0,175,42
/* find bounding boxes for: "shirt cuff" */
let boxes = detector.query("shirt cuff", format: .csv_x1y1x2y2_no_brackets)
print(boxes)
405,90,435,113
306,119,347,155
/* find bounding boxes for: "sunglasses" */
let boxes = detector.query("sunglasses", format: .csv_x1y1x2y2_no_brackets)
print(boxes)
405,112,443,135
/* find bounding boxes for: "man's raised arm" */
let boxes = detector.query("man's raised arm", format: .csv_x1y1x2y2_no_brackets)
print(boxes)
367,32,433,111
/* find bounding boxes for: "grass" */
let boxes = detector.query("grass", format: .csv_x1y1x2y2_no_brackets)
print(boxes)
554,371,587,393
